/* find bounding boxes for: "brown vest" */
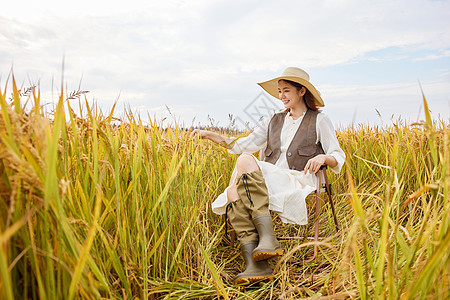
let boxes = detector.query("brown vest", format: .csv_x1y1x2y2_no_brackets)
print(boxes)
263,109,324,171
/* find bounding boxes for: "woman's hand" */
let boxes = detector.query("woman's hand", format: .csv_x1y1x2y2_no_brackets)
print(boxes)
304,154,338,174
190,129,233,149
304,154,327,174
190,129,209,140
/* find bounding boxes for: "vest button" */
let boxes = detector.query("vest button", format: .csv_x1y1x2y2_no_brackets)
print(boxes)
287,152,292,157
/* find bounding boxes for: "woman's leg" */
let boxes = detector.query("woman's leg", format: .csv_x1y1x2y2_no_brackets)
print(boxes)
226,153,260,204
227,154,273,284
235,153,260,175
227,154,262,242
227,197,257,243
233,154,282,262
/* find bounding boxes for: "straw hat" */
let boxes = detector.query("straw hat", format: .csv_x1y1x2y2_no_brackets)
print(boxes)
257,67,324,107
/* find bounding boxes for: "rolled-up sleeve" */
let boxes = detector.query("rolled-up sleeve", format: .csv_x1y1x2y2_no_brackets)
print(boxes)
228,117,270,155
316,113,346,173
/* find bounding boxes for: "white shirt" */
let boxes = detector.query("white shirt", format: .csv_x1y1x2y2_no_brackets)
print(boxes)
228,111,345,173
212,111,346,224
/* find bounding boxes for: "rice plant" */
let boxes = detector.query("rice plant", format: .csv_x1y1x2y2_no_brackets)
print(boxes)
0,75,448,299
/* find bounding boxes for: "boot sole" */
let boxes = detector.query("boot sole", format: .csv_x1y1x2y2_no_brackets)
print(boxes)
252,248,283,262
233,274,274,285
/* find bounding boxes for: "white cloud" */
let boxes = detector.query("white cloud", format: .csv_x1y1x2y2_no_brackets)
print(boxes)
1,0,449,128
1,0,210,22
320,74,450,126
414,50,450,61
219,0,450,70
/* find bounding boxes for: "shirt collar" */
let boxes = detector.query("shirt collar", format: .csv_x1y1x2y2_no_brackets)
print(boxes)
286,110,305,122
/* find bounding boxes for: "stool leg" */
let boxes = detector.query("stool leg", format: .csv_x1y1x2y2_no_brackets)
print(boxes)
230,230,236,249
305,175,321,263
323,170,339,232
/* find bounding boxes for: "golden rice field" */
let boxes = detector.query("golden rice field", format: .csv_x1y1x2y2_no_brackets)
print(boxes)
0,77,449,299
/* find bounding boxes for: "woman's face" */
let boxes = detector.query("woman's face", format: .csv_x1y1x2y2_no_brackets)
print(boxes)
277,80,305,110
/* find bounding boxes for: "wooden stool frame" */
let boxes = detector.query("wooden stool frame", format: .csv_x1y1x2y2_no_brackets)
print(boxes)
277,165,339,262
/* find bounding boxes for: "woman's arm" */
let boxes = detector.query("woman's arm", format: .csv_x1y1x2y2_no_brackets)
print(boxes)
304,154,338,174
190,129,234,149
304,113,345,174
191,116,271,153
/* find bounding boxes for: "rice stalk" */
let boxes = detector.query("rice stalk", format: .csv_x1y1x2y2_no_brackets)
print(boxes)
0,75,448,299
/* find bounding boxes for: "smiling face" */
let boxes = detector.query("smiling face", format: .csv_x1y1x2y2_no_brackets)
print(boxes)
277,80,306,110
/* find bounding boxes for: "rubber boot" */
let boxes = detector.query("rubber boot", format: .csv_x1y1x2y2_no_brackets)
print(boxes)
236,170,282,262
227,198,258,243
233,240,273,285
236,170,271,217
252,215,283,261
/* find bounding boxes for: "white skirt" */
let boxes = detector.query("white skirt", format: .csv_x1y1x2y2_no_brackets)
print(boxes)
211,154,317,225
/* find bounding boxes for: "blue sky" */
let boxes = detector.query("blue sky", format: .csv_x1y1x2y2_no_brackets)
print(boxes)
1,0,449,129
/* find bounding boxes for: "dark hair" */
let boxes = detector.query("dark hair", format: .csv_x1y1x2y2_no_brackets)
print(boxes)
279,79,318,111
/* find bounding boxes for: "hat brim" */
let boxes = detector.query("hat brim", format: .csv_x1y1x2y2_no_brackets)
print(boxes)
257,75,325,107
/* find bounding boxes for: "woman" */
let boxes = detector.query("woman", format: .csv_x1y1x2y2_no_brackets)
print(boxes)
191,67,345,285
